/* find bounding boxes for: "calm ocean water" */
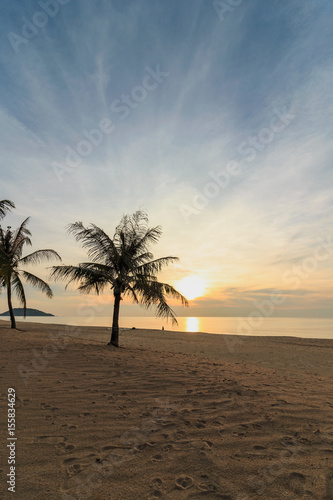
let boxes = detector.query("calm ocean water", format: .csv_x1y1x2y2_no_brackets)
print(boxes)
1,316,333,339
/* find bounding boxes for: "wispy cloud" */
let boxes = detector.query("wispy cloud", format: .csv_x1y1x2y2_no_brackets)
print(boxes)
0,0,332,316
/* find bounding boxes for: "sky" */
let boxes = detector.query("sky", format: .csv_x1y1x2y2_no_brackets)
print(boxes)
0,0,332,320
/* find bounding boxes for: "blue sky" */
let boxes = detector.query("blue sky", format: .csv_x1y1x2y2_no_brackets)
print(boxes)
1,0,332,319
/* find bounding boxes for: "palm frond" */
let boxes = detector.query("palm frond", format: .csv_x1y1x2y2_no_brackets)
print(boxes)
77,275,109,295
11,218,32,258
49,264,90,285
156,301,178,325
19,249,61,266
132,251,154,265
135,225,163,249
49,264,111,292
136,256,179,275
158,282,189,307
124,283,140,304
11,273,26,313
131,279,188,324
21,271,53,298
0,200,15,219
67,222,119,265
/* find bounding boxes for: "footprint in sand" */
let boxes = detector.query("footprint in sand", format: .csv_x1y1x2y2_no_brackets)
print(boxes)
147,478,164,498
204,440,213,449
287,472,306,494
62,452,100,478
151,454,163,462
150,478,163,488
66,462,82,476
175,475,194,490
162,444,174,452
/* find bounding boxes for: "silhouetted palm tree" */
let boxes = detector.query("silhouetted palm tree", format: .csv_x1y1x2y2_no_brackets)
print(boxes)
50,211,188,347
0,218,61,328
0,199,15,219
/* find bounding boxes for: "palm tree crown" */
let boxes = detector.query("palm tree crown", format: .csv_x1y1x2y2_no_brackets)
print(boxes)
0,217,61,328
50,210,188,346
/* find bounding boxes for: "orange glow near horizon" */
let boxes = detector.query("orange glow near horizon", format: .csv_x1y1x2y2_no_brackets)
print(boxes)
175,276,207,301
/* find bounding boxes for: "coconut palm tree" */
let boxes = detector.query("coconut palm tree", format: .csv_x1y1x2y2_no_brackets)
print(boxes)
0,199,15,219
0,218,61,329
50,210,188,347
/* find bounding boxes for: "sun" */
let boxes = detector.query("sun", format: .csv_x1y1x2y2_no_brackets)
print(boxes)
175,276,206,301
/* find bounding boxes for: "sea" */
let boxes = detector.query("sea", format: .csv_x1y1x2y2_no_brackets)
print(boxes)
1,316,333,339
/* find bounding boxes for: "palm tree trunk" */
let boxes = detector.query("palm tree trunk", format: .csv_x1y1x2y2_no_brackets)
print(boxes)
7,282,16,329
109,292,121,346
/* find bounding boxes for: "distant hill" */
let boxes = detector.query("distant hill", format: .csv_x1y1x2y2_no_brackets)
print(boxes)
0,308,55,317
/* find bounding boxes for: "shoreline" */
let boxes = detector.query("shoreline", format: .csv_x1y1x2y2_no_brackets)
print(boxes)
1,316,332,340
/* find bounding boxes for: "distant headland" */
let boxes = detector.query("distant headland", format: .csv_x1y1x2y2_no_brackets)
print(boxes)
0,308,55,317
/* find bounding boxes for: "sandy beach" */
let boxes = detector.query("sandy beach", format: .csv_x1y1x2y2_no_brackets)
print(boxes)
1,320,333,499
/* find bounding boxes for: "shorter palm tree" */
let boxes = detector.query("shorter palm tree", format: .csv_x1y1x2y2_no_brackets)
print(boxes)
0,199,15,220
50,210,188,347
0,218,61,329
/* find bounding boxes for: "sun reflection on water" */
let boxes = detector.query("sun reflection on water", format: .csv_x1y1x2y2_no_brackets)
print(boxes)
186,317,199,332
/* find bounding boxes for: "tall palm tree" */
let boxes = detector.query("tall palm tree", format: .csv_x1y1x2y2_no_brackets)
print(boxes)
50,210,188,347
0,218,61,329
0,199,15,219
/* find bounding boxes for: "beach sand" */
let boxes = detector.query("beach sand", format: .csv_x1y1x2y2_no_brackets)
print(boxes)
1,320,333,499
